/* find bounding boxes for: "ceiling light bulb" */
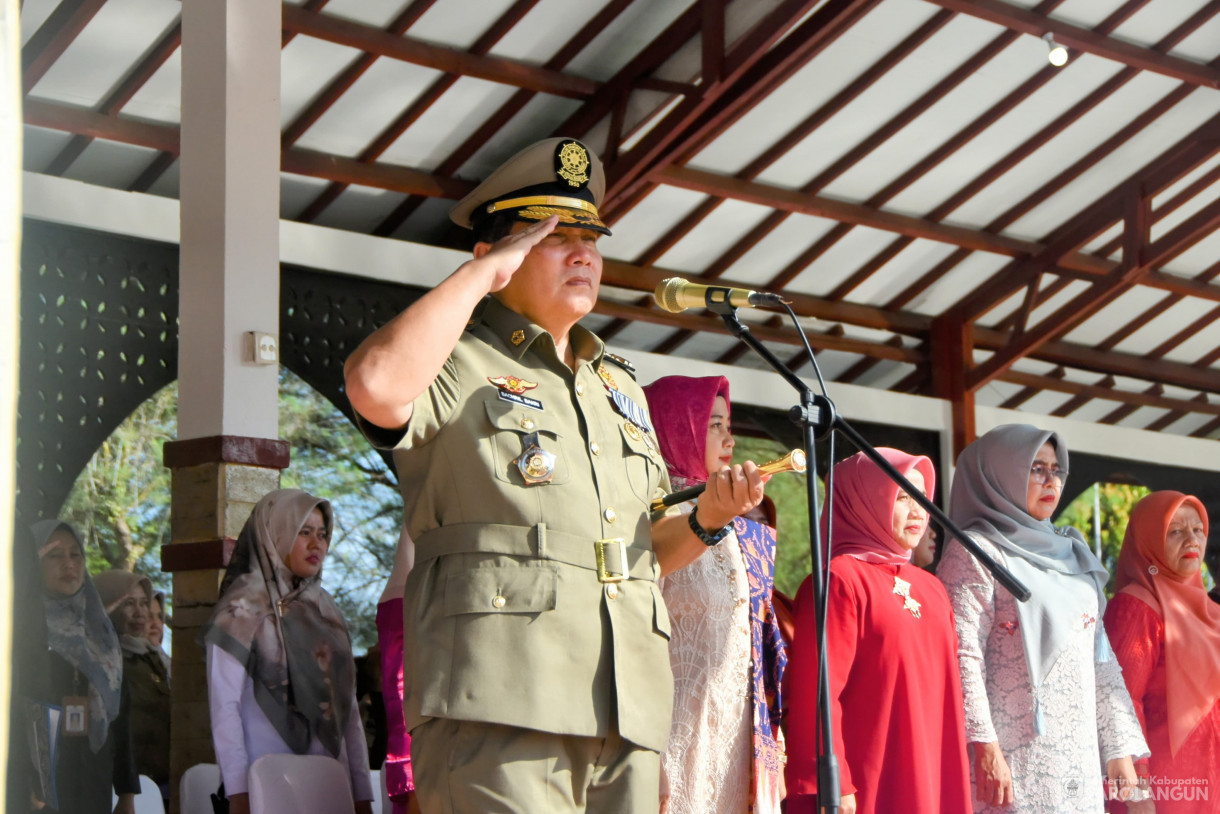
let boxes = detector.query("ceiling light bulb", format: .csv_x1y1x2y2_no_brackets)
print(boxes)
1043,33,1068,67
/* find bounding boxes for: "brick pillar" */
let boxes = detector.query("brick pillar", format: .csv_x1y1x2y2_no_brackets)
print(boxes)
161,436,288,814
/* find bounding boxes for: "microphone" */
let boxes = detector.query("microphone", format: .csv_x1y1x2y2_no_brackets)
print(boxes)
653,277,786,313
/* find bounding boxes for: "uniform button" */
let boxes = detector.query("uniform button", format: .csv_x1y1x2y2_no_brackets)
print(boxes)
520,417,535,430
590,441,601,455
491,595,506,609
606,584,619,600
604,507,616,523
576,383,586,396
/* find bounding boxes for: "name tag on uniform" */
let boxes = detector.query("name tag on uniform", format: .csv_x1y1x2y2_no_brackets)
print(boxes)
499,390,544,411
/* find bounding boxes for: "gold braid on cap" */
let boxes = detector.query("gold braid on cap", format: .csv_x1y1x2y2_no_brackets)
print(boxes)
486,195,601,217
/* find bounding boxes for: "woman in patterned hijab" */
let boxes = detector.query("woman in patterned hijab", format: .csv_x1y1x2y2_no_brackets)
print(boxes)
20,520,137,813
201,489,373,814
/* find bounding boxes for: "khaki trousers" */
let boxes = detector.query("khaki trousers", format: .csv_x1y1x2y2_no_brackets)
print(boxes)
410,718,660,814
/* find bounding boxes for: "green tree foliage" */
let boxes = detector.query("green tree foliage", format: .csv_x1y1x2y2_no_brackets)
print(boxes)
1054,482,1150,596
277,371,402,648
60,369,401,649
732,435,816,598
61,383,176,578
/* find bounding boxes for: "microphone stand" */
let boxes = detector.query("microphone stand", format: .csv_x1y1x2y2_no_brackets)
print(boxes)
704,298,1030,814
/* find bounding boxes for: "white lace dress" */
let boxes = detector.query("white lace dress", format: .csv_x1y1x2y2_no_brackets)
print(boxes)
659,518,752,814
938,534,1147,814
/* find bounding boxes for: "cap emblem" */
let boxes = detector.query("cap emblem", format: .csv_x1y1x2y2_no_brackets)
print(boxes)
556,141,590,188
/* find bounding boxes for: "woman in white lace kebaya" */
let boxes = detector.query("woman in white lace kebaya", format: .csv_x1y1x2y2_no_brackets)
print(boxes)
642,375,786,814
938,424,1148,813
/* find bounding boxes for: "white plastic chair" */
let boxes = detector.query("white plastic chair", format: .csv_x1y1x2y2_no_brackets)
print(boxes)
248,753,354,814
134,775,166,814
113,774,165,814
180,763,222,814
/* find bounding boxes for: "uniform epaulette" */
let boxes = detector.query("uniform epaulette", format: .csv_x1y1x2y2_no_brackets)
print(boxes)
603,352,637,377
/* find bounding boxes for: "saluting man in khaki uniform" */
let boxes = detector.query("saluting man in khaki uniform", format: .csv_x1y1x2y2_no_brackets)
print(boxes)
345,138,766,814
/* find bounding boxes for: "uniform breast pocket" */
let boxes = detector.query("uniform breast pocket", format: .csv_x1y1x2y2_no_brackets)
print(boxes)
484,399,569,485
619,423,662,502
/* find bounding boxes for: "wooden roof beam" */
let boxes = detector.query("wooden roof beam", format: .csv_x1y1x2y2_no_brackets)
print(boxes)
372,0,635,237
632,7,954,270
946,107,1220,325
22,99,475,199
279,3,598,99
658,164,1112,271
294,0,540,224
968,196,1220,389
737,0,1164,305
972,327,1220,395
43,20,183,176
281,0,437,149
923,0,1220,88
21,0,107,94
602,0,878,210
594,300,921,361
1002,370,1220,417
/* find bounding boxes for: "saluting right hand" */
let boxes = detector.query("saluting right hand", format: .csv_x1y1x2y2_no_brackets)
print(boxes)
472,215,559,293
973,741,1014,807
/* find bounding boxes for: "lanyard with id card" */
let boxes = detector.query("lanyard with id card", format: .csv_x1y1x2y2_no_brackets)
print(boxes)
61,695,88,736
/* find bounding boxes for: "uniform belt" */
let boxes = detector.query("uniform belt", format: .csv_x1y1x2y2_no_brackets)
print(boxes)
413,522,658,583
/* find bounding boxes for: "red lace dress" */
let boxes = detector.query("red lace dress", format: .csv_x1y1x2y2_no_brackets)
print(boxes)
1104,593,1220,813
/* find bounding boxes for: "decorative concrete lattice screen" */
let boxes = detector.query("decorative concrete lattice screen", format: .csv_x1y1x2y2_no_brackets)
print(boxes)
16,219,425,528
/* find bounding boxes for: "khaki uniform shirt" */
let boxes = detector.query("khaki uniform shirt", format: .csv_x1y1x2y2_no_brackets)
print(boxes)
361,297,676,752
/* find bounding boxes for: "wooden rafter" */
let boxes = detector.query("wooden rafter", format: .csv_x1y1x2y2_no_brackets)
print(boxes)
1002,371,1220,418
279,3,597,99
923,0,1220,88
371,0,635,237
280,0,437,149
43,20,182,176
634,8,956,271
968,197,1220,390
658,164,1111,271
294,0,540,224
21,0,107,93
601,0,880,212
591,300,919,361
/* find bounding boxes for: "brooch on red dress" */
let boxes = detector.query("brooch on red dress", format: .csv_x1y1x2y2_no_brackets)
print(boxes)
1000,620,1018,636
892,576,921,619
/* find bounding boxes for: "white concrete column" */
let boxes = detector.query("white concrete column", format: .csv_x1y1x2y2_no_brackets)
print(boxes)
178,0,280,439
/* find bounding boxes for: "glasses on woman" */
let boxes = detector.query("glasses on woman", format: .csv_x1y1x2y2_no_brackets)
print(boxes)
1030,463,1068,485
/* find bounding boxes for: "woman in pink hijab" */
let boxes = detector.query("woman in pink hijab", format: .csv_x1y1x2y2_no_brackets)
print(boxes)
784,449,971,814
1103,491,1220,813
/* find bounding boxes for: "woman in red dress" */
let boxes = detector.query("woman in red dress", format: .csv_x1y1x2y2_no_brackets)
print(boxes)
1103,491,1220,813
784,449,971,814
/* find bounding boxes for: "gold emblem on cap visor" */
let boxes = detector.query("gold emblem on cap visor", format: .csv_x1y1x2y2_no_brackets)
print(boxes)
556,141,590,187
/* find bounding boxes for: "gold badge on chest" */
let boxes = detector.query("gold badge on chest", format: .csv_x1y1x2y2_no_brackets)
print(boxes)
597,363,618,391
514,431,556,485
892,575,921,619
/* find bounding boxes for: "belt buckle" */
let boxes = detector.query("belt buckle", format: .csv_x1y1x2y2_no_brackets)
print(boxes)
595,538,630,584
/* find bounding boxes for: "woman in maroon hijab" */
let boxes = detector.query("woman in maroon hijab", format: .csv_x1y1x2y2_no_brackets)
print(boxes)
643,375,786,814
784,449,971,814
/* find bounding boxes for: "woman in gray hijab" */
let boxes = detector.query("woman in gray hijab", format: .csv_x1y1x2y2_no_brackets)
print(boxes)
15,521,138,814
201,488,373,814
937,425,1147,814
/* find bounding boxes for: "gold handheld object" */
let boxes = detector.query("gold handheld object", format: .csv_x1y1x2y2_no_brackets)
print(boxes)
650,448,807,512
